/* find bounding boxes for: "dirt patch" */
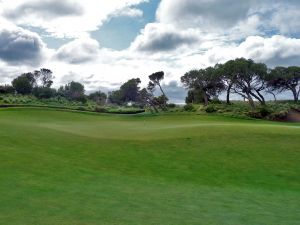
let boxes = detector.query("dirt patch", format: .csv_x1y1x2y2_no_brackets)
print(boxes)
286,110,300,122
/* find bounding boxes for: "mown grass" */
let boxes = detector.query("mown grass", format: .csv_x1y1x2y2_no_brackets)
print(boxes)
0,108,299,225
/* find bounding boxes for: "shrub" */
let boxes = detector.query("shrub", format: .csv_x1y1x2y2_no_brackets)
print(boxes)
210,98,222,104
247,110,263,119
77,106,86,111
205,105,217,113
258,107,272,117
267,111,288,121
183,104,195,111
168,103,176,108
95,107,107,113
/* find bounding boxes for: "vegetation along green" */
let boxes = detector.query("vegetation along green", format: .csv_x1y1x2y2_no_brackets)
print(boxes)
0,57,300,224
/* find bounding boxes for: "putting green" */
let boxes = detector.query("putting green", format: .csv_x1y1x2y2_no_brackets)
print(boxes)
0,108,299,225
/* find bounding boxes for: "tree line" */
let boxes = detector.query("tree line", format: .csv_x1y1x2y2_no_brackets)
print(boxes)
0,58,299,110
183,58,300,108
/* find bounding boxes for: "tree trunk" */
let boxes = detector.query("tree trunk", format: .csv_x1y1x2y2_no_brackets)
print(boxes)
226,84,232,104
291,87,299,102
250,91,265,106
256,90,266,105
203,92,209,106
247,92,255,109
158,83,168,109
158,83,166,98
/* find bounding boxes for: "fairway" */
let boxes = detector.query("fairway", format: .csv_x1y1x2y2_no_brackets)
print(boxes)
0,108,300,225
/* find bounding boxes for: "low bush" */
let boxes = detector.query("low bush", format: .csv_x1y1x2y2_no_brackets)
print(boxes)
95,107,107,113
183,104,195,112
267,111,288,121
247,110,263,119
77,106,86,111
168,103,176,108
205,105,217,113
258,106,272,117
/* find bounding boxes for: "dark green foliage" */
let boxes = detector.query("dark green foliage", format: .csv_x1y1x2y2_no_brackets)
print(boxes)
95,106,108,113
225,58,268,108
267,66,300,102
181,67,225,106
148,71,168,109
34,68,54,88
185,89,205,104
267,111,289,121
258,106,272,118
210,97,222,104
167,103,176,108
33,87,56,99
59,81,86,103
0,85,15,94
12,73,36,95
183,104,195,111
108,90,123,105
109,78,141,105
205,105,217,113
89,91,107,105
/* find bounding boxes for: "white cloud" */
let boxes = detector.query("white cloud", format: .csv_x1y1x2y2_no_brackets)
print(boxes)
0,25,47,66
0,0,148,38
131,23,200,52
55,37,100,64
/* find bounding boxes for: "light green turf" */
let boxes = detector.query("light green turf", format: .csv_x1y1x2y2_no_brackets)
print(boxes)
0,108,299,225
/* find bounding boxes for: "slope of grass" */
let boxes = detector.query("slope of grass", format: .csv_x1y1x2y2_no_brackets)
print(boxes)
0,108,299,225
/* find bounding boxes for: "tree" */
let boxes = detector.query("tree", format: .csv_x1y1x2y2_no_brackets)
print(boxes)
185,89,205,104
0,85,15,94
217,61,238,104
149,71,166,97
108,90,123,105
108,78,141,105
181,67,224,106
229,58,268,108
34,68,54,88
147,72,169,109
63,81,86,102
138,88,159,113
120,78,141,103
267,66,300,102
12,73,36,95
89,91,107,105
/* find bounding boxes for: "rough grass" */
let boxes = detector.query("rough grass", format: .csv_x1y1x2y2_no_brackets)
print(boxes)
0,108,299,225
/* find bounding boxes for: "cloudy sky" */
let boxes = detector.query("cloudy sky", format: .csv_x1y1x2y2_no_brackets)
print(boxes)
0,0,300,102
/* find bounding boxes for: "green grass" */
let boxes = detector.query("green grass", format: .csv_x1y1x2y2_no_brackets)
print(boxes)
0,108,299,225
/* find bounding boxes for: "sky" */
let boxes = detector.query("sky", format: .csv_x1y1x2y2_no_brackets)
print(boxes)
0,0,300,102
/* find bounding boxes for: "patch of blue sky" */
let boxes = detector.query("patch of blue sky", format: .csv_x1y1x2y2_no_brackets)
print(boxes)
91,0,160,50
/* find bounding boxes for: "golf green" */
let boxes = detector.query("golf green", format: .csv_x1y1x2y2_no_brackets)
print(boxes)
0,108,299,225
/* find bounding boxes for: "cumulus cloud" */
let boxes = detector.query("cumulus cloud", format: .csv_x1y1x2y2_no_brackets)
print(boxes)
0,26,46,66
157,0,256,29
187,35,300,68
55,37,99,64
113,7,143,18
0,0,147,38
131,23,199,52
156,0,300,38
5,0,83,20
270,6,300,35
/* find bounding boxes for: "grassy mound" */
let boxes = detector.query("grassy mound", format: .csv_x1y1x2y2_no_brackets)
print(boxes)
0,108,299,225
